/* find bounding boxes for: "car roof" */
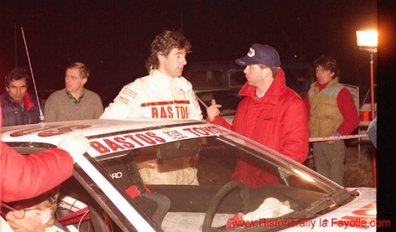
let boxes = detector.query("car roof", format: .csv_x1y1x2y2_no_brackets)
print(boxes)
1,119,207,146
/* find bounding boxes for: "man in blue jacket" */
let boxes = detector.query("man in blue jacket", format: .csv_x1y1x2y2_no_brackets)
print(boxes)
0,67,40,126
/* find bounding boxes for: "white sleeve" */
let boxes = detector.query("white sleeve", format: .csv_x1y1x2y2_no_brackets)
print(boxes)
100,83,140,119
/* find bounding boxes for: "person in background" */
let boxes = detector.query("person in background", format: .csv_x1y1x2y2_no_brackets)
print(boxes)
207,43,309,187
100,30,202,185
305,55,359,186
44,62,103,122
0,67,41,126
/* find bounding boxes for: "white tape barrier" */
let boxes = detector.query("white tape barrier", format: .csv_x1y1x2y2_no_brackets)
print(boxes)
309,134,368,142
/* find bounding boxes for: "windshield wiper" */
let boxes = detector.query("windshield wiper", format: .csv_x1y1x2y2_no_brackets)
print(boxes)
250,189,359,232
286,188,358,220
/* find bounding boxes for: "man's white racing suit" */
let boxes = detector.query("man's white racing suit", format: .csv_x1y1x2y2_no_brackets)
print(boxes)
101,70,203,185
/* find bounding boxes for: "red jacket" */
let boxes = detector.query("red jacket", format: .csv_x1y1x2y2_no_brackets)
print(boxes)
0,106,74,203
0,142,74,202
212,69,309,186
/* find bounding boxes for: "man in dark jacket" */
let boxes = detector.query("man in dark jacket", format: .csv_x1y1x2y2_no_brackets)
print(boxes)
0,67,41,126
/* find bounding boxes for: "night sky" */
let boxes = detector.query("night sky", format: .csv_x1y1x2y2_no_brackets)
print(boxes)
0,0,377,103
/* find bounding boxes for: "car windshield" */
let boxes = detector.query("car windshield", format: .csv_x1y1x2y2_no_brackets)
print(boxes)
88,126,355,231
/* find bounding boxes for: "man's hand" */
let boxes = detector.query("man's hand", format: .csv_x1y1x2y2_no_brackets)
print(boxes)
58,131,89,163
206,99,222,122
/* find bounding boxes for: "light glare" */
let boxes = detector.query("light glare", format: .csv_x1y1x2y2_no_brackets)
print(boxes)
356,30,378,47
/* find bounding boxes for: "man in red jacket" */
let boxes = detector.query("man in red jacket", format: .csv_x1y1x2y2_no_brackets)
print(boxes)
207,43,309,186
0,107,89,203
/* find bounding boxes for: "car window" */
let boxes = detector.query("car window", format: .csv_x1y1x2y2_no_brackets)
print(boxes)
228,69,245,87
57,177,122,231
343,84,360,111
7,145,125,231
361,84,377,109
90,131,355,231
187,70,223,89
283,64,314,99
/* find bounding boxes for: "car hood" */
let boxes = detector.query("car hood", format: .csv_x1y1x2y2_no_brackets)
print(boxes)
282,187,376,231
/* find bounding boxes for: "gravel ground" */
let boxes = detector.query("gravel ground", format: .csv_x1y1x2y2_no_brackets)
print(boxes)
303,142,376,187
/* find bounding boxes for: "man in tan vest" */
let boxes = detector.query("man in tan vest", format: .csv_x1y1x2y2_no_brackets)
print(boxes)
305,55,359,186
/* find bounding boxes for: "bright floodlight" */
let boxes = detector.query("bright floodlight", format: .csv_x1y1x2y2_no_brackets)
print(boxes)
356,30,378,48
356,29,377,120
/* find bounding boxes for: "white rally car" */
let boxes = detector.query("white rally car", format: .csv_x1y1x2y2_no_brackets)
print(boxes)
1,119,377,231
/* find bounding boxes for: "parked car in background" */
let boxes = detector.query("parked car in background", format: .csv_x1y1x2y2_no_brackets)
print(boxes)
358,84,377,143
185,59,314,98
340,83,360,121
359,84,377,123
2,119,377,231
194,87,241,124
281,59,315,99
186,59,315,122
184,61,246,90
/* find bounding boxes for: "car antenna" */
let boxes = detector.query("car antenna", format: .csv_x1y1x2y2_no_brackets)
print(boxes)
196,96,208,109
20,27,44,122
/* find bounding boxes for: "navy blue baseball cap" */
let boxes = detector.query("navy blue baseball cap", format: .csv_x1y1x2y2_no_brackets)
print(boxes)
235,43,281,67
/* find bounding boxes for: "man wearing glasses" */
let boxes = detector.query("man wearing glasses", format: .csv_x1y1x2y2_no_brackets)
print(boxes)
1,191,62,232
0,106,89,231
